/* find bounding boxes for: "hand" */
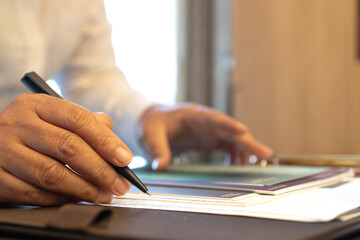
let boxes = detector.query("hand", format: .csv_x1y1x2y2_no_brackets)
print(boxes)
140,103,273,171
0,94,132,206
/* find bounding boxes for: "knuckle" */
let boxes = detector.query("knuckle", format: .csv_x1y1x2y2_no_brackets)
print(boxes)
39,161,66,189
57,134,81,160
117,182,131,196
113,178,131,196
92,164,113,183
13,93,32,104
96,113,113,129
67,106,93,130
185,102,207,118
22,188,47,204
21,187,68,206
12,93,41,109
188,102,200,109
123,181,131,194
75,185,97,202
99,134,111,149
183,102,200,112
104,114,113,129
1,94,45,129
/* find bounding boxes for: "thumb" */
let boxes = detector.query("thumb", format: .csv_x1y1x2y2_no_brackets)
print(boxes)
142,123,172,171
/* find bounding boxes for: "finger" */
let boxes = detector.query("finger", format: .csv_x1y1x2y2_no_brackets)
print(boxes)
0,168,72,206
93,112,113,130
30,94,132,167
169,128,219,151
227,143,251,165
229,144,242,165
18,119,130,197
185,105,249,134
2,144,118,203
142,122,172,171
233,132,273,158
188,105,273,158
206,123,273,158
240,151,251,165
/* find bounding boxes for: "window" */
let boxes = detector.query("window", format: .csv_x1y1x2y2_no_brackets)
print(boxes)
104,0,178,105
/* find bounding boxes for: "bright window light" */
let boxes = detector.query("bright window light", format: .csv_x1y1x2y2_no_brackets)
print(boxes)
104,0,178,104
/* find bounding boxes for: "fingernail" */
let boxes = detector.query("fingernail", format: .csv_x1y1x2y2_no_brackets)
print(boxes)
97,190,113,204
151,159,159,171
114,178,128,196
115,147,133,166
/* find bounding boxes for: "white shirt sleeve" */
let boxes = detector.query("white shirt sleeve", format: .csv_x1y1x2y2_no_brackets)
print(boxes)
55,0,155,159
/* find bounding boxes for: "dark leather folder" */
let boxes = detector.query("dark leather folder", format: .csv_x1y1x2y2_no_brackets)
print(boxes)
0,203,360,240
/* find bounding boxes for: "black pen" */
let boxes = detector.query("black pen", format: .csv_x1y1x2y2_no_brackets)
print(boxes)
21,71,151,196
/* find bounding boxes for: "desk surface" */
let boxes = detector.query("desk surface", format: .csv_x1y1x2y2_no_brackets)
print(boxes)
0,204,360,240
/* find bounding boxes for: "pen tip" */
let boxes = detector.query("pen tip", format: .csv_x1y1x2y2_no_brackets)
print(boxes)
145,191,151,196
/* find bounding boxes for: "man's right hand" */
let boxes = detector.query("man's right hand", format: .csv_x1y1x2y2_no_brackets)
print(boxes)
0,93,132,206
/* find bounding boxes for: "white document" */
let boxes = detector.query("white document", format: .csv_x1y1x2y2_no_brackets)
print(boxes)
107,179,360,222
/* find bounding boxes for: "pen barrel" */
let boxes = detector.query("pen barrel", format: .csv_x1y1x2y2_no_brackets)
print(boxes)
112,165,148,194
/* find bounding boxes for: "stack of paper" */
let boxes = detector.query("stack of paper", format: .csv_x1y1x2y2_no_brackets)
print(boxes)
107,165,358,222
135,165,351,195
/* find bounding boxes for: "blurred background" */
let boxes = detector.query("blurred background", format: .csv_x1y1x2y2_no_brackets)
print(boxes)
104,0,360,158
